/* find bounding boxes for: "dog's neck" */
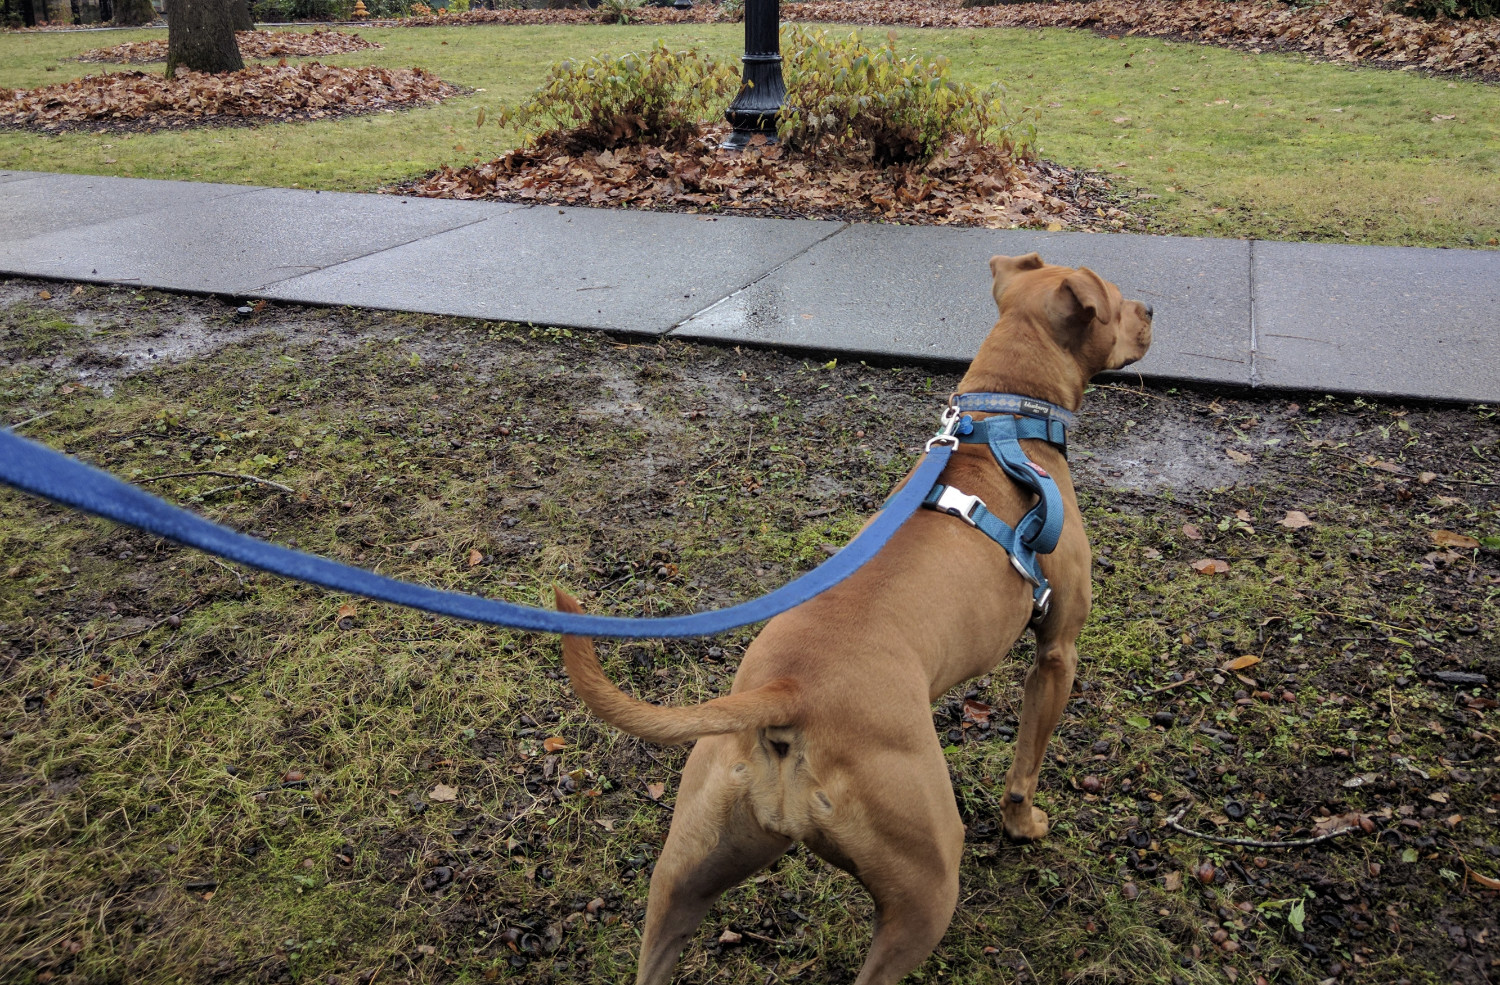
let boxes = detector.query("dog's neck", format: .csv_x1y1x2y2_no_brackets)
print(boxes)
956,316,1086,412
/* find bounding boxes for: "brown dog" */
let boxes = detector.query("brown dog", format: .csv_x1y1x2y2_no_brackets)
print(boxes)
554,253,1153,985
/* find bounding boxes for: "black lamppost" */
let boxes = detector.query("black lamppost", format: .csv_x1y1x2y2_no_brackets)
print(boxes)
722,0,785,150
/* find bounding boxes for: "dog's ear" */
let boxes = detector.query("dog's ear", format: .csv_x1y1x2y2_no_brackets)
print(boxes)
989,253,1045,309
1047,266,1116,335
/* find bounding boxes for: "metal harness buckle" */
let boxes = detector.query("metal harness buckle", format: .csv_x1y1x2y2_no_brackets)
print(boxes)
924,404,964,452
929,486,984,527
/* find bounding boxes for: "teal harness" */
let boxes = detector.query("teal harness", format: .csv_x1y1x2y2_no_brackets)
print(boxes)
921,393,1073,620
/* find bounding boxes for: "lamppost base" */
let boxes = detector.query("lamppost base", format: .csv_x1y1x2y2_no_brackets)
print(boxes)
672,0,692,8
720,128,778,152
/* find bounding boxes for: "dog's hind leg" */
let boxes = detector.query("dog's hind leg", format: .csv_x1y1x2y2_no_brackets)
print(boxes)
1001,632,1080,841
636,741,791,985
814,749,964,985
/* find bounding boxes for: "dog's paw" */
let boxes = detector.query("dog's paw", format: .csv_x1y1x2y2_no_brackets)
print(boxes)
1001,806,1050,842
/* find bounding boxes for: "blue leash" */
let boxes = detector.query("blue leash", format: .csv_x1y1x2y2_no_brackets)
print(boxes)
0,426,953,639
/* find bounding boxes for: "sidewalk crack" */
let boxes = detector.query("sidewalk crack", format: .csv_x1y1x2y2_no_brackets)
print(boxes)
246,214,493,293
663,221,851,334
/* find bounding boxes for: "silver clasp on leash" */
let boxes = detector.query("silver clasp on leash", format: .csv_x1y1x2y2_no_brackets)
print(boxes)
1010,555,1053,620
929,486,984,527
925,405,965,452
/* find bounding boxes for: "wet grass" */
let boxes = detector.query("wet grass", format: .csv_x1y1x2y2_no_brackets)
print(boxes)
0,23,1497,246
1,280,1498,984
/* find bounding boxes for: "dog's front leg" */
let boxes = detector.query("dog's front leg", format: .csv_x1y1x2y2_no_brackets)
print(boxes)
1000,636,1079,841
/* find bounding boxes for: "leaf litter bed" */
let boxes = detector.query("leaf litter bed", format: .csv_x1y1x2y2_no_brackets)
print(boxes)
404,128,1140,232
399,0,1500,82
1,278,1496,984
0,62,461,134
76,29,382,65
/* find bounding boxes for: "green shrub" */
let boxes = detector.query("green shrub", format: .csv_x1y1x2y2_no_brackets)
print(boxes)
499,41,739,151
595,0,644,23
1386,0,1497,18
778,26,1033,164
249,0,350,21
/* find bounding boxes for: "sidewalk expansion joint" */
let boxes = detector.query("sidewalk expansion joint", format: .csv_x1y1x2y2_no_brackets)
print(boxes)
1247,237,1261,389
662,221,851,335
244,214,493,294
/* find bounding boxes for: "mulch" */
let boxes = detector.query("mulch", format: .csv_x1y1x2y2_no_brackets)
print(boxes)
0,63,460,134
76,28,382,65
394,0,1500,82
402,125,1142,232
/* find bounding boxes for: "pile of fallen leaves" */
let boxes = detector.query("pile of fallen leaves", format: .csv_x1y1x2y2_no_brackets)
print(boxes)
77,29,381,65
394,0,1500,80
0,63,460,132
406,127,1137,231
778,0,1500,79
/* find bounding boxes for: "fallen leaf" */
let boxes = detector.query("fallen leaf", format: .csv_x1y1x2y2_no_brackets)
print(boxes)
1427,791,1449,804
1314,811,1366,835
1164,870,1183,891
70,285,83,296
38,289,52,300
1467,866,1500,891
719,929,743,944
1222,655,1261,671
1142,547,1161,559
1278,510,1315,529
1182,523,1203,541
595,818,615,832
961,698,993,723
542,736,567,753
429,783,458,802
645,781,666,801
1225,448,1251,464
467,548,483,568
1191,558,1230,576
336,602,357,629
1418,472,1437,484
1430,530,1479,549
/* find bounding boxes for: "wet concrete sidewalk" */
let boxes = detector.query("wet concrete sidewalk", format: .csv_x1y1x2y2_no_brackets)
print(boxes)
2,170,1496,403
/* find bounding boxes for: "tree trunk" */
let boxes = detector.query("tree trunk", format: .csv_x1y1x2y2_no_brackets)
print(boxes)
164,0,245,79
112,0,157,24
229,0,250,31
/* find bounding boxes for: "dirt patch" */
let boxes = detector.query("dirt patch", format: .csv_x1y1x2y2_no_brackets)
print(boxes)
0,277,1496,985
76,28,382,65
0,63,461,134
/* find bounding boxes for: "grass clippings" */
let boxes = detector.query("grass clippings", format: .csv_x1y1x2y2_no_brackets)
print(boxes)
0,62,460,133
76,28,383,65
409,127,1137,230
0,280,1496,985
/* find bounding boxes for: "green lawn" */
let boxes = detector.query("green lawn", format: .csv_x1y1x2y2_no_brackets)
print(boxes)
0,22,1497,246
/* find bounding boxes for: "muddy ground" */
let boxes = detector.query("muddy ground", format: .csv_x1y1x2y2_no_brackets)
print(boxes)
0,278,1496,985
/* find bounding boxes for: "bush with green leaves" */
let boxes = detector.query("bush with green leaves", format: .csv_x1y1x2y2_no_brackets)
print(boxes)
249,0,350,20
1387,0,1497,18
778,26,1033,164
499,41,739,151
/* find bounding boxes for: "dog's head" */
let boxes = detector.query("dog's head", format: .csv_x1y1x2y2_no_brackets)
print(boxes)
987,253,1153,381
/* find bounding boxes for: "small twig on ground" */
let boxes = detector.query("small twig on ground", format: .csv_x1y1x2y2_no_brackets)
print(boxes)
68,599,204,657
206,555,246,588
184,668,249,695
9,410,56,431
1092,382,1170,402
142,470,293,494
1147,671,1198,696
1164,799,1363,849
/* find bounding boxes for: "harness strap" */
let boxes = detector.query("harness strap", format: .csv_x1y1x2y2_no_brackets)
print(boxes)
958,417,1066,555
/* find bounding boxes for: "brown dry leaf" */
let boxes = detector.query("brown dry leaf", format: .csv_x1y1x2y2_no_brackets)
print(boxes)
38,289,52,300
336,602,357,628
1278,510,1316,529
542,736,567,753
595,818,615,832
719,929,743,944
1368,459,1403,473
1418,471,1437,484
1314,811,1367,835
1163,870,1183,891
1222,655,1261,672
1182,523,1203,541
467,548,483,568
70,285,83,296
1430,530,1480,549
645,781,666,801
1428,791,1450,804
961,698,993,724
1191,558,1231,576
1226,448,1251,464
1467,866,1500,891
428,783,458,803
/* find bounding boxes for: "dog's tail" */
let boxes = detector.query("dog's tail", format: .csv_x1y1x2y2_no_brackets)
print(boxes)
554,588,798,746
